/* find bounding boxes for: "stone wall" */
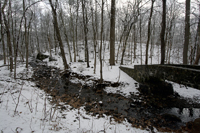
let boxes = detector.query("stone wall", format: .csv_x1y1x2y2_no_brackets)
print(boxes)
120,65,200,90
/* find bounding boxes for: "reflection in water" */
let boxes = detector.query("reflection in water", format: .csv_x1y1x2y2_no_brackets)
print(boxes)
178,108,183,114
189,108,193,117
164,108,200,123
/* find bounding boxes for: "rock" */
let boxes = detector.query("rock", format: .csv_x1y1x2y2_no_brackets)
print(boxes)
78,60,84,62
192,118,200,133
85,105,92,111
29,61,38,68
36,52,49,61
111,82,120,87
161,114,181,122
29,58,45,68
49,56,57,62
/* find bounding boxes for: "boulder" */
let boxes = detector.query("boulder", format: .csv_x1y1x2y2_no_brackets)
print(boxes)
161,114,181,123
36,53,49,61
49,56,57,62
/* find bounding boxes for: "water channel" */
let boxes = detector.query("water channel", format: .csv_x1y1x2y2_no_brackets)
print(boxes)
31,64,200,132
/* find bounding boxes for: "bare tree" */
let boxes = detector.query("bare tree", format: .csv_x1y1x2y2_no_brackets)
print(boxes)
59,9,72,62
49,0,69,69
91,0,98,74
110,0,115,65
81,0,90,68
160,0,166,64
2,0,13,71
183,0,190,64
194,3,200,64
0,0,6,65
69,4,76,62
100,0,104,83
145,0,155,65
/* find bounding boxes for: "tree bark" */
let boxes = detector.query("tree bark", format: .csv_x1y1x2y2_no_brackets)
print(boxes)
110,0,115,65
2,0,13,71
69,6,76,62
160,0,166,64
145,0,155,65
60,9,72,62
121,23,134,65
49,0,69,69
183,0,190,64
81,0,90,68
91,0,97,74
100,0,104,83
194,4,200,65
0,0,6,65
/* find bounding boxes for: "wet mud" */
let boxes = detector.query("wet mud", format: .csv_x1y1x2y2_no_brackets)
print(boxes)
31,65,200,132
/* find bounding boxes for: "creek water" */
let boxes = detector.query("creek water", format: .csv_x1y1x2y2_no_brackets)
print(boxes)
32,64,200,131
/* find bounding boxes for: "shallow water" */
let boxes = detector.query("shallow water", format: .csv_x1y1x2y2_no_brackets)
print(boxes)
162,108,200,123
32,65,200,131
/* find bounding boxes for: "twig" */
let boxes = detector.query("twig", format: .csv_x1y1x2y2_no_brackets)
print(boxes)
14,84,23,114
43,96,47,120
117,69,121,83
51,105,57,121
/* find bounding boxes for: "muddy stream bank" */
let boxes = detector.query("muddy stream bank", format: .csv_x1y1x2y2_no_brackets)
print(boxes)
31,64,200,132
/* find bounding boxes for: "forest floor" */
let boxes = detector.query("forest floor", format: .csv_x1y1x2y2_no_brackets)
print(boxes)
1,42,200,133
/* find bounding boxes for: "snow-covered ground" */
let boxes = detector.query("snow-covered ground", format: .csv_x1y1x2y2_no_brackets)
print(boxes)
0,42,200,132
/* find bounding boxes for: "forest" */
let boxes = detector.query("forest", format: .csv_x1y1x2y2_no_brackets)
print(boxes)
1,0,200,132
1,0,200,74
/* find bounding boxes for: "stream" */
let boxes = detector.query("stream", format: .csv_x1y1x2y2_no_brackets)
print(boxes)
30,63,200,132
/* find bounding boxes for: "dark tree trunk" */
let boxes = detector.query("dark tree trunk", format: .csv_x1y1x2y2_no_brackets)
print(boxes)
81,0,90,68
0,0,7,65
145,0,155,65
110,0,115,65
100,0,104,83
49,0,69,69
160,0,166,64
183,0,190,64
2,0,13,71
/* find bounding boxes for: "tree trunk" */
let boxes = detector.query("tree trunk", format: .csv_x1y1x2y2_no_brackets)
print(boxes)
81,0,90,68
139,8,142,65
121,23,134,65
91,0,97,74
60,9,72,62
100,0,104,83
110,0,115,65
0,0,6,65
69,6,76,62
49,0,69,69
183,0,190,64
160,0,166,64
23,0,29,69
194,4,200,65
11,2,18,79
133,24,137,63
145,0,155,65
2,0,13,71
75,0,79,56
